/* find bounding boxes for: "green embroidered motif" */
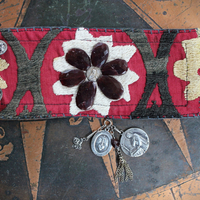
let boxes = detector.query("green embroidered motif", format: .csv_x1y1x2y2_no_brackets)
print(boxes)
1,29,61,118
126,30,180,118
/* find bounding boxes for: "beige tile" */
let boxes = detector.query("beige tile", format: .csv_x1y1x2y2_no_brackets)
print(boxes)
0,0,31,28
172,177,200,200
20,121,46,200
163,119,193,170
123,0,200,29
126,171,200,200
133,189,175,200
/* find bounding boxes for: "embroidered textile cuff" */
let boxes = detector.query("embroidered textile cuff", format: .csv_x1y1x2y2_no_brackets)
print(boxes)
0,27,199,119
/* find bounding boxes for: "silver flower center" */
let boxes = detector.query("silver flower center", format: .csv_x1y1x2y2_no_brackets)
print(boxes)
86,66,102,81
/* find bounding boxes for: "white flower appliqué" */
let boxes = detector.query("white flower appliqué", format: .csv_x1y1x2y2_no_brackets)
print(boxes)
53,28,139,116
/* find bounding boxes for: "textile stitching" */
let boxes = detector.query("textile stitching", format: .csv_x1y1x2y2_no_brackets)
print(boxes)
126,29,180,118
0,29,61,118
0,28,197,118
2,27,196,33
1,112,200,120
174,37,200,101
11,39,186,45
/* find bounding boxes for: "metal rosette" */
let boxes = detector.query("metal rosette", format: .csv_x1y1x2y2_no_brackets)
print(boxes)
0,40,7,55
120,128,149,157
0,89,2,101
91,130,113,157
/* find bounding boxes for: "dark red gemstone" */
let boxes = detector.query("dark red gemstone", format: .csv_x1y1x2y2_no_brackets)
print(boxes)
76,81,96,110
111,139,120,148
91,43,109,67
97,76,123,99
59,70,86,87
101,59,128,75
65,48,91,71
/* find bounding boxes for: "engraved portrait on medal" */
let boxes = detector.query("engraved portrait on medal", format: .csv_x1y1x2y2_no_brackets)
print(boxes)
91,130,113,157
120,128,149,157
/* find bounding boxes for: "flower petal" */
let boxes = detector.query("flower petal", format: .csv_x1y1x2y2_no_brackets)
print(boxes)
101,59,127,75
174,58,187,81
76,81,96,110
0,76,7,89
0,58,9,71
185,80,200,101
62,29,113,57
53,56,76,72
59,70,86,87
65,48,91,71
97,75,123,100
53,81,78,95
107,45,136,63
75,28,95,41
92,86,113,116
91,43,109,67
70,84,112,116
76,28,113,46
113,69,139,101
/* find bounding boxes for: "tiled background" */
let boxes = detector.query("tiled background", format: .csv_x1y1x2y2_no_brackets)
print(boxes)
0,0,200,199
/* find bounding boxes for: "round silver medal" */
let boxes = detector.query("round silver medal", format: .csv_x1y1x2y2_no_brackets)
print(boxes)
91,130,112,157
0,40,7,55
120,128,149,157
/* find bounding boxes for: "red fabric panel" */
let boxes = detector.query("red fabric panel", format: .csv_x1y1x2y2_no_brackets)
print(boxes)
0,28,198,118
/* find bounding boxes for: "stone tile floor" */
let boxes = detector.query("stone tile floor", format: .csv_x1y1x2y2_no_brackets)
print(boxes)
0,0,200,199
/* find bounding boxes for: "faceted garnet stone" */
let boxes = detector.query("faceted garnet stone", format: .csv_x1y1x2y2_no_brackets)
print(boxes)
91,43,109,67
65,48,91,71
59,70,86,87
101,59,128,75
111,139,120,148
97,76,123,99
76,81,97,110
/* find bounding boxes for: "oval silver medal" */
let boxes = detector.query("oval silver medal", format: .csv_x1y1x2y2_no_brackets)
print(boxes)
120,128,149,157
91,130,112,157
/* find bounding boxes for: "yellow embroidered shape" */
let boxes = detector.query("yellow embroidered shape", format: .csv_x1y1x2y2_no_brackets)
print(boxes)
0,58,9,89
174,37,200,101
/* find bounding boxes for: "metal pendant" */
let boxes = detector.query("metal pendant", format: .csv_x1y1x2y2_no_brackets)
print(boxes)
0,89,2,101
120,128,149,157
91,130,112,157
0,40,7,55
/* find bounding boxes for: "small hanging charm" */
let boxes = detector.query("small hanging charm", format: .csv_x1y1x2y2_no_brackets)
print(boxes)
112,139,133,182
115,146,133,182
72,137,85,150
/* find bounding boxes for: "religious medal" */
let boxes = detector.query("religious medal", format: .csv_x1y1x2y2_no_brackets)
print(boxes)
120,128,149,157
72,119,150,182
91,130,113,157
72,120,110,151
